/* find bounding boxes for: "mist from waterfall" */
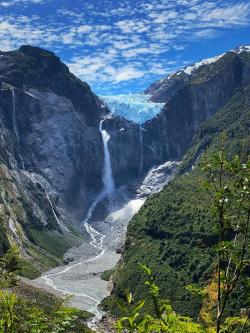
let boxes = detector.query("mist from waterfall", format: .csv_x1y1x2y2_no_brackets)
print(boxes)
11,88,25,170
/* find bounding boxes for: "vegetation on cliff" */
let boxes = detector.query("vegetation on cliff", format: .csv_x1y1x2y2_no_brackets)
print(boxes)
103,87,250,330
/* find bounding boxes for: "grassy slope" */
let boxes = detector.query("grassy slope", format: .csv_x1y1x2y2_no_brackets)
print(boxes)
103,86,250,318
0,165,82,278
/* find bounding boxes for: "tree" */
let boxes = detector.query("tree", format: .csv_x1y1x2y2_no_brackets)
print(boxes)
0,246,21,286
116,264,204,332
203,136,250,332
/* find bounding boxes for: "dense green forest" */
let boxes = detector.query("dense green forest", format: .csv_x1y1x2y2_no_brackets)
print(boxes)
102,87,250,326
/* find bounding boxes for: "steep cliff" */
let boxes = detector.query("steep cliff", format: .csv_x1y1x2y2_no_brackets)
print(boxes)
1,44,249,278
0,46,108,273
142,46,250,168
0,46,145,274
104,85,250,319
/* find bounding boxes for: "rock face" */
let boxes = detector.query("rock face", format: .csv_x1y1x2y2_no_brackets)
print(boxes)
0,44,250,271
142,48,250,168
0,46,143,269
0,45,101,125
107,85,250,319
102,116,142,186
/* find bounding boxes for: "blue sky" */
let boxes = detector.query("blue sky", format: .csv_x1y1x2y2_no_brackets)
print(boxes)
0,0,250,94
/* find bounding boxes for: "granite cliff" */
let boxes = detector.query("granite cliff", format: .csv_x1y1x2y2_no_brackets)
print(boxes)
142,46,250,167
0,45,249,276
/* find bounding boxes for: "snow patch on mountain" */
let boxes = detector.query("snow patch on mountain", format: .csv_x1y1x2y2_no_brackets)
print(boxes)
183,53,225,75
157,44,250,83
182,45,250,75
100,94,164,124
233,45,250,53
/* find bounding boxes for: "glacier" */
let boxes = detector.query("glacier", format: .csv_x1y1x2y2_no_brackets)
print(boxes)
100,93,165,124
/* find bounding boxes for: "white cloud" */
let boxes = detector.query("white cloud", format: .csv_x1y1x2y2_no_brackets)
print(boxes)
122,47,149,58
77,25,93,34
61,32,75,44
112,40,140,50
194,29,217,38
149,11,178,24
0,0,249,91
67,52,145,84
0,0,48,6
114,66,145,82
202,2,250,26
0,2,13,7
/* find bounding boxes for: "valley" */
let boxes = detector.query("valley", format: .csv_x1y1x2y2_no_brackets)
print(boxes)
0,44,249,332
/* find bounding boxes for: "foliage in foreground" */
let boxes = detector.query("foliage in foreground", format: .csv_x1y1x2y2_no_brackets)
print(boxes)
117,264,204,332
0,248,92,333
202,136,249,332
0,289,92,333
116,264,249,333
0,245,21,287
0,290,78,333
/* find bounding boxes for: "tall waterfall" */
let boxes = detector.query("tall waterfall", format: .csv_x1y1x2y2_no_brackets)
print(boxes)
139,126,144,174
11,88,25,170
83,118,115,251
99,119,115,194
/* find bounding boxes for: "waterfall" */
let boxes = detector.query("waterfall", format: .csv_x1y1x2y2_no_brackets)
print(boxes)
99,119,115,194
11,88,25,170
29,173,69,233
83,118,115,251
139,126,144,174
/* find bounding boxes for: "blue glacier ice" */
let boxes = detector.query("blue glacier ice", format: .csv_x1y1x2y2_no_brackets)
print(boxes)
100,94,165,124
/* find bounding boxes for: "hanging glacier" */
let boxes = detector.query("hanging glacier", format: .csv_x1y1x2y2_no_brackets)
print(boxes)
100,93,165,124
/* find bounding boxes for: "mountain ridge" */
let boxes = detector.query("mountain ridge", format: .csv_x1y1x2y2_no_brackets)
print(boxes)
141,46,250,169
103,84,250,319
0,44,249,282
145,44,250,102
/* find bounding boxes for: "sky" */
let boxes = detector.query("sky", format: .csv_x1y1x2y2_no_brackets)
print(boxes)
0,0,250,95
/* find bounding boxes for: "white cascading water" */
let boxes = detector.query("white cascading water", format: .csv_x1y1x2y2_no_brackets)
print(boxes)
139,126,144,174
11,88,25,170
37,117,179,331
28,173,69,233
41,118,116,325
99,119,115,194
83,118,115,250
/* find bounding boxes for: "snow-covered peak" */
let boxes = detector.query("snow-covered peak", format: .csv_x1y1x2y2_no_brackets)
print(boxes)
159,44,250,82
232,45,250,54
100,94,165,124
182,45,250,75
183,53,225,75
